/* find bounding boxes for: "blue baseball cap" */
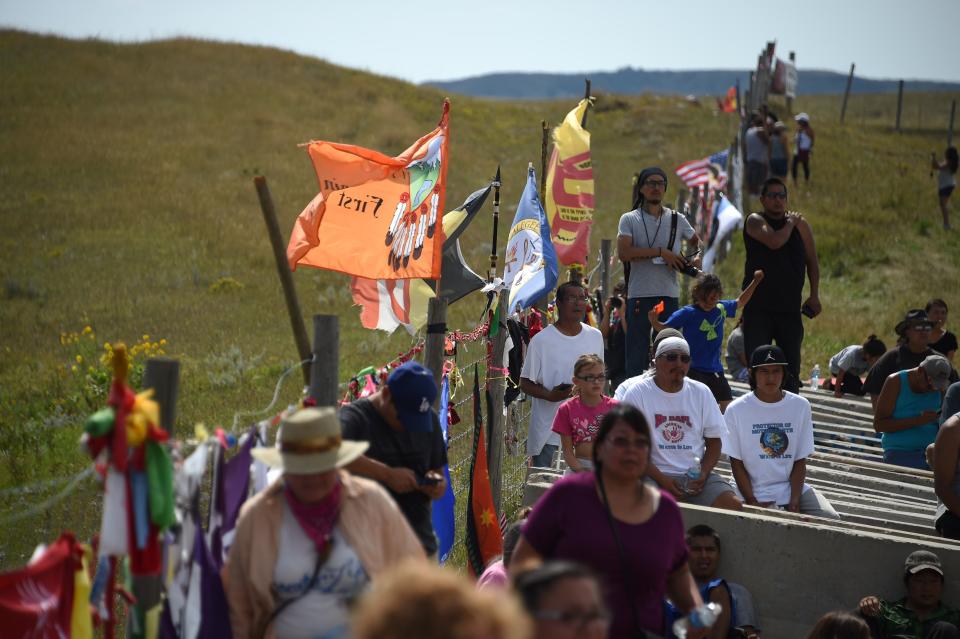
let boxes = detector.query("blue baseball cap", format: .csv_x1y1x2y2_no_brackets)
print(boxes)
386,361,437,433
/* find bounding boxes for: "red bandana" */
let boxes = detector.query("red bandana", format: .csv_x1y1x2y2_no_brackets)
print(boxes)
284,478,342,554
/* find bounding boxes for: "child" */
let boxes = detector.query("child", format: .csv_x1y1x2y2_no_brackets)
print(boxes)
826,335,887,397
648,270,764,411
551,354,617,474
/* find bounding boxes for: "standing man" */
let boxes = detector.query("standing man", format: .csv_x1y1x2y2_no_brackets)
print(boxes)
741,177,821,394
723,345,839,518
618,336,741,510
617,167,701,377
339,361,447,557
520,281,604,468
744,112,770,197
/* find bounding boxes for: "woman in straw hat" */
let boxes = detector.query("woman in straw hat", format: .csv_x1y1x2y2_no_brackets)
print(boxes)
225,406,425,639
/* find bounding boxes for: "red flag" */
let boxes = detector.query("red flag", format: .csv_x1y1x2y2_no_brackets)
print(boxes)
718,86,738,113
465,365,502,576
0,533,82,637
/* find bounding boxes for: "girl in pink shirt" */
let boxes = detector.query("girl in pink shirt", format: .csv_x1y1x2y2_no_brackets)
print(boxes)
552,354,618,473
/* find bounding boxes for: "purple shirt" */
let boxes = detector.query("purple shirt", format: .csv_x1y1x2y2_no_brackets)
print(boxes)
522,472,688,637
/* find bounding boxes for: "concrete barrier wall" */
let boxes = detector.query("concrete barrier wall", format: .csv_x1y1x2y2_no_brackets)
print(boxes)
679,503,960,637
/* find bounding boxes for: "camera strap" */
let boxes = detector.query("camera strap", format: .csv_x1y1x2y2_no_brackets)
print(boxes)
624,209,679,294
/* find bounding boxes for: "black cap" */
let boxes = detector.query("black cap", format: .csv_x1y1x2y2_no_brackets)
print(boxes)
637,167,668,189
895,309,934,336
750,345,788,368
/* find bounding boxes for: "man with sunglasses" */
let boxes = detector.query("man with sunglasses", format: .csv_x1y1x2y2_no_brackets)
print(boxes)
618,336,741,509
741,177,820,394
617,166,701,379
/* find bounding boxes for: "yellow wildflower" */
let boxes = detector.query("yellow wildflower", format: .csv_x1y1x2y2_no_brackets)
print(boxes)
76,355,83,364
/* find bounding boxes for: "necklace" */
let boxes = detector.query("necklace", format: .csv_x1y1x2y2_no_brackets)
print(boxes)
638,206,664,249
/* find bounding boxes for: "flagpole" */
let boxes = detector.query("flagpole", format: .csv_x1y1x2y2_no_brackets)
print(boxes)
489,166,501,282
580,78,592,128
540,121,549,202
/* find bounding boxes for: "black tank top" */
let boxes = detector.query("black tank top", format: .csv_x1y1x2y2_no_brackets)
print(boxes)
742,213,807,312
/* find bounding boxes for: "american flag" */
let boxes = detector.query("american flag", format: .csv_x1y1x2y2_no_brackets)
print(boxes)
675,148,730,190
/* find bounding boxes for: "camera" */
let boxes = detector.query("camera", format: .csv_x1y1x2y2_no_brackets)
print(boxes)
679,261,701,278
609,296,623,309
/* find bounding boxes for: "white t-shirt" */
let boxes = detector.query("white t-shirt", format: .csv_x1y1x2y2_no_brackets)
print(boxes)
722,391,815,505
272,505,370,639
520,323,604,456
618,376,726,474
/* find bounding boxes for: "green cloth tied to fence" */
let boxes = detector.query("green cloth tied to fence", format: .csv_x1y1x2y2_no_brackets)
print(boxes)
145,440,176,529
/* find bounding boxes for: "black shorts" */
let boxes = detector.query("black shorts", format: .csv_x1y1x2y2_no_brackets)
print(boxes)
940,185,955,199
688,369,733,402
937,510,960,540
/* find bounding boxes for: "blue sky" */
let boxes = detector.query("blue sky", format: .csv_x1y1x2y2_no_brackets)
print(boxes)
2,0,957,84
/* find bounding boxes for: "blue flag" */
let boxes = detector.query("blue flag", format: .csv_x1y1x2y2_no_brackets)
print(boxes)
432,375,456,563
503,165,559,313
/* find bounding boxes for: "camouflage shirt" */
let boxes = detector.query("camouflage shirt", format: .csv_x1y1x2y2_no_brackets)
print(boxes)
873,598,960,638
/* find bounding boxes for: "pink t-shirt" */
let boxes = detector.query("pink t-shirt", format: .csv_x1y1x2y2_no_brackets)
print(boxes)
551,396,618,446
476,559,508,590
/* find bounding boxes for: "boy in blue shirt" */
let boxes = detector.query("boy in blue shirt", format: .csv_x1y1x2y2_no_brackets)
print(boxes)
649,270,764,411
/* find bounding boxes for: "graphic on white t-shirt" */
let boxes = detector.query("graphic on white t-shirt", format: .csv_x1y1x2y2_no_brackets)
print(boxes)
655,414,693,448
756,423,791,458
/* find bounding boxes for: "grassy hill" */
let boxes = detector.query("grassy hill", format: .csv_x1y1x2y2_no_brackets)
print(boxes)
1,30,959,566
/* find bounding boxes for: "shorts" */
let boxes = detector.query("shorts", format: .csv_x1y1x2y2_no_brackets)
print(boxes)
746,161,767,191
936,510,960,540
563,458,594,476
688,368,733,402
770,158,788,178
662,471,737,507
940,185,955,199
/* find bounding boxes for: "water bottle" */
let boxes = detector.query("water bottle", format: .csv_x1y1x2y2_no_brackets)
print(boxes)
809,364,821,391
681,457,701,494
673,602,722,638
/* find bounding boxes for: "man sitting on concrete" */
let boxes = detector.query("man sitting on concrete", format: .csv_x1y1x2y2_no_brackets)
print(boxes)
618,336,741,510
723,345,839,518
666,524,761,638
859,550,960,638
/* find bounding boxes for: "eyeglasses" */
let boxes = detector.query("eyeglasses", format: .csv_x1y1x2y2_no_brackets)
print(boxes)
659,352,691,363
576,374,607,383
763,191,788,200
643,180,667,189
534,609,611,630
609,435,650,450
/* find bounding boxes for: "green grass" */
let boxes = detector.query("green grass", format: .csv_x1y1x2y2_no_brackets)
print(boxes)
2,30,960,566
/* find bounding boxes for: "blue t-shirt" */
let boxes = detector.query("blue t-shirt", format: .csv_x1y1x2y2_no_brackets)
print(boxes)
664,300,738,373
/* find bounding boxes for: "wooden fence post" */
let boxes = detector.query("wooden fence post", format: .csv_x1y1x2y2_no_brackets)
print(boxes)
840,63,855,124
423,298,448,405
949,100,956,147
254,176,312,386
487,325,508,514
142,358,180,434
599,239,612,299
309,315,339,406
895,80,904,133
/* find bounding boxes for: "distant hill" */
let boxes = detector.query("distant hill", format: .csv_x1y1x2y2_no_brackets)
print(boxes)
424,67,960,99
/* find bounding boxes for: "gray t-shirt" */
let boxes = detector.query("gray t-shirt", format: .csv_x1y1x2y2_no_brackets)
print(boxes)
829,345,869,376
745,126,768,162
617,207,695,299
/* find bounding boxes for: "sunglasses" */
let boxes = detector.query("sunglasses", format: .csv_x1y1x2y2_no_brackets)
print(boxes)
576,374,607,383
659,352,691,363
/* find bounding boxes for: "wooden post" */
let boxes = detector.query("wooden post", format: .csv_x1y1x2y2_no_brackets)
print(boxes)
580,78,592,128
949,100,956,147
540,120,549,201
308,315,339,406
487,326,508,514
489,166,502,281
142,358,180,434
840,63,855,123
599,239,612,299
676,189,688,213
895,80,904,132
786,51,796,114
254,176,312,386
423,298,448,404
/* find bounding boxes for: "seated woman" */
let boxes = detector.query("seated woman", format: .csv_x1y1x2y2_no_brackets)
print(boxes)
723,345,839,518
825,334,886,397
225,407,425,639
874,355,952,470
511,404,707,638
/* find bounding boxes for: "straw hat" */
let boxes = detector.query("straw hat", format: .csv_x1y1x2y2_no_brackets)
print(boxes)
251,407,368,475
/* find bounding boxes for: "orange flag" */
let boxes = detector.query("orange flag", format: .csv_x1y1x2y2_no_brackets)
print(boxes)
465,364,502,576
287,101,450,279
654,299,665,315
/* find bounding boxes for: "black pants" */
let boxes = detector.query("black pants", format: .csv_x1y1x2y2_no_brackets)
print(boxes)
825,373,866,395
937,511,960,540
742,309,803,394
